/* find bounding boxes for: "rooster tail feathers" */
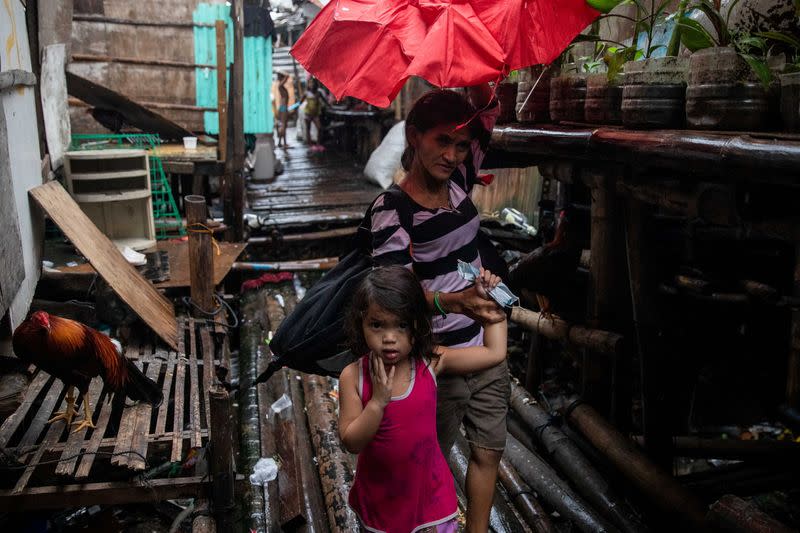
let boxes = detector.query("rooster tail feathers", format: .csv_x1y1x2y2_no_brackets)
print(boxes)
123,359,163,407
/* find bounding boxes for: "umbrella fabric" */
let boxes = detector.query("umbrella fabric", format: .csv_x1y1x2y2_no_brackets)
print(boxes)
292,0,600,107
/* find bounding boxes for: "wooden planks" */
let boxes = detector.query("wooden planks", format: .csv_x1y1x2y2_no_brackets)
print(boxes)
29,181,178,349
187,319,202,448
0,476,216,510
0,371,51,448
56,377,104,476
111,341,143,468
0,319,224,511
171,321,188,462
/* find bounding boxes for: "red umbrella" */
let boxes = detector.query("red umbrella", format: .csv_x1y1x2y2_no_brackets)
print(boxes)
291,0,600,108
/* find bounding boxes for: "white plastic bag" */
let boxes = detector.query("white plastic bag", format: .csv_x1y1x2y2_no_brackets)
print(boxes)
249,457,278,486
364,121,406,190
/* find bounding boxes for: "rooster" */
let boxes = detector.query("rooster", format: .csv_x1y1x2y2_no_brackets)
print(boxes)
508,208,582,318
12,311,162,433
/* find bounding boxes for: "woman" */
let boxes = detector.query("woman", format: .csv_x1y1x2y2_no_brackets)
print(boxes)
368,85,507,532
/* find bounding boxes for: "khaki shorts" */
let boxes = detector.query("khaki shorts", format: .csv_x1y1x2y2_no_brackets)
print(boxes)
436,360,510,455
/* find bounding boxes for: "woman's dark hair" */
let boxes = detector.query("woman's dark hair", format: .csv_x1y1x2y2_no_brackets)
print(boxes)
401,89,490,171
345,266,435,359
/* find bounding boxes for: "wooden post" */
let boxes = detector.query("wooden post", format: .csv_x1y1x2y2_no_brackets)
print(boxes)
215,20,227,164
209,387,235,533
585,170,619,418
624,197,672,469
185,195,215,315
787,243,800,407
524,332,543,393
226,0,245,242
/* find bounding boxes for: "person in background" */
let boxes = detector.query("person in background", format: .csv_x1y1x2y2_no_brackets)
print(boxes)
275,72,290,149
339,266,508,533
300,77,325,151
368,85,508,532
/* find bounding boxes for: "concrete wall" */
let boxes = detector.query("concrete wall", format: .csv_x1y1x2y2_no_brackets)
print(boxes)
1,0,44,341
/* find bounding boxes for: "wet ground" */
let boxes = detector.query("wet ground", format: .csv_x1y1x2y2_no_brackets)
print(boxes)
247,134,382,232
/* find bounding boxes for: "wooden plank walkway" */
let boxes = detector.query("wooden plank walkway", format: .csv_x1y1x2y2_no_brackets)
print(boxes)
247,141,382,231
0,319,228,510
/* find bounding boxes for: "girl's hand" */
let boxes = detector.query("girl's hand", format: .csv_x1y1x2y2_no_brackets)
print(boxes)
369,353,395,408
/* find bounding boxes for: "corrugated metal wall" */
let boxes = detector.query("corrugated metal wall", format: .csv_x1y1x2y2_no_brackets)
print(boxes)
193,3,273,134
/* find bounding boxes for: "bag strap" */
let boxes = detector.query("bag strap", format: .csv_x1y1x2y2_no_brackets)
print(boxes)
356,185,414,252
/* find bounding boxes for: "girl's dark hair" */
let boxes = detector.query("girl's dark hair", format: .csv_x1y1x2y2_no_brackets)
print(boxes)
345,266,435,359
401,89,490,171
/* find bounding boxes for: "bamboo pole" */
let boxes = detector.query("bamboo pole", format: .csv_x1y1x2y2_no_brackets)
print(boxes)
497,458,556,533
509,384,645,533
624,197,671,467
447,435,529,532
507,414,539,454
287,371,330,532
564,399,707,530
303,375,360,531
232,258,339,272
510,306,623,355
504,434,616,533
239,295,277,531
209,387,235,533
185,195,215,315
215,20,228,164
707,495,794,533
586,170,619,418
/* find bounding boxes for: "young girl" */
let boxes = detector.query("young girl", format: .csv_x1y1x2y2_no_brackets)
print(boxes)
339,266,507,533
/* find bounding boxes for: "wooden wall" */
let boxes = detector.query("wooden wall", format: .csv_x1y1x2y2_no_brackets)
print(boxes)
69,0,227,134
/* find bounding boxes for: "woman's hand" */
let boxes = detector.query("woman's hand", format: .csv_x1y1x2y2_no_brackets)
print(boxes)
369,353,395,408
442,267,505,324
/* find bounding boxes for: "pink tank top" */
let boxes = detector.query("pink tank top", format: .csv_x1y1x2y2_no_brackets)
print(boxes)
348,355,458,533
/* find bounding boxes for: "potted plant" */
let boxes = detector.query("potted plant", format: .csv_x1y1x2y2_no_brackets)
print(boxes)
549,48,591,124
678,0,779,130
759,30,800,131
621,0,691,129
585,40,641,124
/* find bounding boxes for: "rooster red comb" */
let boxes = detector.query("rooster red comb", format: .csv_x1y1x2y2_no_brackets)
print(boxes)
30,310,50,328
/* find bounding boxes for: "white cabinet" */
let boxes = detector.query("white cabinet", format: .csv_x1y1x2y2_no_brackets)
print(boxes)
64,149,156,251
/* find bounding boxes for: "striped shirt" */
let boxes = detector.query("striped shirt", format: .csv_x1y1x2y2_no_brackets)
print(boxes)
369,102,499,348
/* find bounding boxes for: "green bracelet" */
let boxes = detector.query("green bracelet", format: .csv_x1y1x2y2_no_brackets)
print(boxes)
433,291,447,318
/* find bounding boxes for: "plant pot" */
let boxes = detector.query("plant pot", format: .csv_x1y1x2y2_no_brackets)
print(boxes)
549,73,587,124
585,73,623,125
622,56,688,129
516,66,551,123
496,82,519,124
780,72,800,132
686,47,770,131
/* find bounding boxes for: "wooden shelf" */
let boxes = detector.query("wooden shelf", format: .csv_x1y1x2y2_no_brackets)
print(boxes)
73,189,152,203
69,169,149,180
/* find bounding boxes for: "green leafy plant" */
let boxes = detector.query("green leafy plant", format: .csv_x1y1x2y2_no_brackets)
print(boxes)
757,30,800,73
